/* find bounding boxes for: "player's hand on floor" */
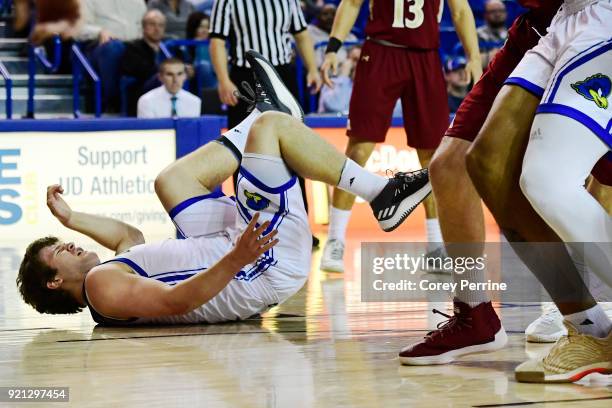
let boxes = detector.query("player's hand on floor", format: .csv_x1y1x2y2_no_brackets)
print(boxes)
232,213,279,266
46,184,73,226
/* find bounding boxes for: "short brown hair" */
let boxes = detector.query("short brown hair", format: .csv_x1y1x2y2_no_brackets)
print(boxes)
159,57,185,74
16,236,84,315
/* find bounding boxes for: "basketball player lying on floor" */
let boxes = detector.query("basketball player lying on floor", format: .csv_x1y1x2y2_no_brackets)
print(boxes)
17,51,431,325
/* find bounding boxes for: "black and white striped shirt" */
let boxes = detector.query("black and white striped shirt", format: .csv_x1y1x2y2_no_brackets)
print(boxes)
210,0,308,67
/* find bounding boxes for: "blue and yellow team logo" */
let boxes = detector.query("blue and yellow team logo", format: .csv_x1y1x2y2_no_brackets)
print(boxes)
571,73,611,109
244,190,270,211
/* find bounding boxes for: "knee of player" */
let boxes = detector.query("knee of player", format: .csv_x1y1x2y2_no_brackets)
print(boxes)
519,163,550,204
429,149,465,188
154,166,175,195
253,110,288,129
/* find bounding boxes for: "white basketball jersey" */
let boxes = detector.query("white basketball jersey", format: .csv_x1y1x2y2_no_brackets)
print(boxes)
102,236,279,324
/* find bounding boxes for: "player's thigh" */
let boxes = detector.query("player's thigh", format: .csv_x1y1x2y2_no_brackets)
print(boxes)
470,85,540,170
156,141,239,212
171,193,238,239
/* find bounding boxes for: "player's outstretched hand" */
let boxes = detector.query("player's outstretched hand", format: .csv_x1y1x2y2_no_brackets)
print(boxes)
232,213,279,266
320,52,339,88
46,184,72,226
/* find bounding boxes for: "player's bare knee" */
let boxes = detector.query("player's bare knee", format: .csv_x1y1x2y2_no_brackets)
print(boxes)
429,148,465,191
245,112,283,156
154,165,176,195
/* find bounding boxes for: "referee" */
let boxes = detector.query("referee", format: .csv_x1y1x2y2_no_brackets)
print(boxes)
209,0,321,128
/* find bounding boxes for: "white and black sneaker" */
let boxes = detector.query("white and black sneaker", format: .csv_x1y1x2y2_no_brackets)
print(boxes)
245,50,304,121
370,169,431,232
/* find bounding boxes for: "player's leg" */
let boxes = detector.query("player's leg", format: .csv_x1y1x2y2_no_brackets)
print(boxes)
322,40,404,272
467,87,598,311
525,164,612,343
521,114,612,287
330,139,376,211
398,50,522,366
154,110,261,212
153,109,263,238
512,2,612,382
415,148,441,248
401,48,448,250
245,111,430,229
429,138,484,243
322,138,376,272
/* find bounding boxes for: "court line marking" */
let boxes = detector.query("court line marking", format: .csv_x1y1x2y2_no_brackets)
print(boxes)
474,396,612,407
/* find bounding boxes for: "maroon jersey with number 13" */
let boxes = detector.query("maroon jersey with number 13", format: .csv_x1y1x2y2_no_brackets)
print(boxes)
365,0,443,49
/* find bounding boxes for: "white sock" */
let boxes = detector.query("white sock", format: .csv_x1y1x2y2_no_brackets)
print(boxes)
328,207,351,241
337,159,387,202
564,304,612,338
426,218,443,251
220,108,261,154
454,267,489,308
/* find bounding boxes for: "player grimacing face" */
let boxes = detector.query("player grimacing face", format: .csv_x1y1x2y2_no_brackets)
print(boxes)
38,242,100,288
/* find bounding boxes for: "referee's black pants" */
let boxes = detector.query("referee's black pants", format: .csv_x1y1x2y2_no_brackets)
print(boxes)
229,64,309,214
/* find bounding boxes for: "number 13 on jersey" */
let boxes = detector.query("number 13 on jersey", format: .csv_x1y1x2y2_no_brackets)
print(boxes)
392,0,444,28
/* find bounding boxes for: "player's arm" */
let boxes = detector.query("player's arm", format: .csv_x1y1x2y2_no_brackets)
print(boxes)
209,0,238,106
294,30,322,93
46,184,144,254
210,38,238,106
320,0,365,87
87,214,279,318
447,0,482,84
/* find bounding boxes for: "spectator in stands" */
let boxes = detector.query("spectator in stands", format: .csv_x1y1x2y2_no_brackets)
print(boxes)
444,56,469,114
188,0,214,14
137,58,201,118
307,4,357,68
77,0,146,44
148,0,195,39
477,0,508,46
477,0,508,68
301,0,325,22
121,9,168,116
22,0,82,44
186,12,217,88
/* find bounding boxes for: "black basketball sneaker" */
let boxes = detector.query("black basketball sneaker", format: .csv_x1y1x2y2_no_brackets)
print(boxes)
243,50,304,121
370,169,431,232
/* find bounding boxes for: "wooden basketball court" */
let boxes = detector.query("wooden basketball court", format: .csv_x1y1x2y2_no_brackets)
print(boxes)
1,227,610,408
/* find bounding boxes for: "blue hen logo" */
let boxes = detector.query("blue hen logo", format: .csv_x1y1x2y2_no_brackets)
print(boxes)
244,190,270,211
571,74,611,109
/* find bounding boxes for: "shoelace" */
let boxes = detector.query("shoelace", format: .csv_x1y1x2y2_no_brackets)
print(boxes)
385,169,428,197
233,81,272,112
425,308,473,340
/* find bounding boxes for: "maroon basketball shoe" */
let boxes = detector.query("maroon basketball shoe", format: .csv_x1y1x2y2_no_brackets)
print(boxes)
399,300,507,365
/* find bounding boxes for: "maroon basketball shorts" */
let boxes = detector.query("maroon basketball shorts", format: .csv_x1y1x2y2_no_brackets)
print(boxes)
446,16,611,185
347,40,448,150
